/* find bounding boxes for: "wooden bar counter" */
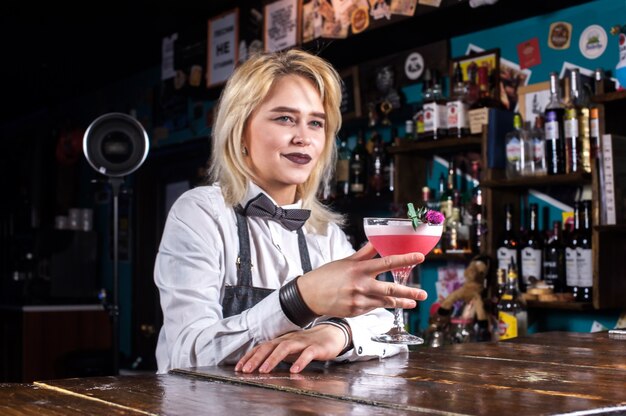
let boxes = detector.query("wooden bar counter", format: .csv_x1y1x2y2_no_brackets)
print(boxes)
2,332,625,415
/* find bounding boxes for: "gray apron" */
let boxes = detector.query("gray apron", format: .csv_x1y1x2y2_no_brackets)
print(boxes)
221,208,312,318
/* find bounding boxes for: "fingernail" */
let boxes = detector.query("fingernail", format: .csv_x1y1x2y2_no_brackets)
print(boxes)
259,363,269,373
243,364,252,373
235,363,241,372
290,365,300,373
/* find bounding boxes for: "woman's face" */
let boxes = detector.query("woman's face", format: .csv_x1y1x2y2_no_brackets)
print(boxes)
243,74,327,205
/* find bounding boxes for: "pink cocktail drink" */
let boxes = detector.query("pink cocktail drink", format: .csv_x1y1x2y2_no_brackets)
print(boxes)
363,217,443,345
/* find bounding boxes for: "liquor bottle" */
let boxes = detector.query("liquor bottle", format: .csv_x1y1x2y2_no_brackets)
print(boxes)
349,131,368,197
544,72,565,175
335,139,351,198
589,106,601,162
404,119,416,141
564,107,582,174
494,267,506,303
421,69,448,140
468,160,485,254
565,201,581,297
527,116,547,176
497,204,520,272
505,113,524,179
497,258,528,340
443,207,468,253
520,203,542,291
543,220,566,293
447,63,470,139
384,129,396,195
439,159,456,220
576,200,593,302
570,68,592,173
368,132,386,197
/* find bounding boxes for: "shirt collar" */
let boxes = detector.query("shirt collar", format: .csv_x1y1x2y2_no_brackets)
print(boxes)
242,182,303,210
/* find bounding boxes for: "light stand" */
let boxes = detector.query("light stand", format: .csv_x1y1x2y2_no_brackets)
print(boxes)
83,113,149,376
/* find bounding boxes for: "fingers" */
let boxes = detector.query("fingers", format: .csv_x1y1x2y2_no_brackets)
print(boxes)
363,252,425,276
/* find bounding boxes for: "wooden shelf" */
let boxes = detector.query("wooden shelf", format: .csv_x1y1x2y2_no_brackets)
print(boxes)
482,172,591,188
388,136,482,155
591,90,626,104
527,300,594,311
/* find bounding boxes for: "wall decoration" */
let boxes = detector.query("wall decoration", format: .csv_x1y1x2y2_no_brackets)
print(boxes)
239,6,264,63
517,81,550,126
207,9,239,87
579,24,608,60
264,0,300,52
404,52,424,80
517,38,541,69
548,21,572,50
390,0,417,16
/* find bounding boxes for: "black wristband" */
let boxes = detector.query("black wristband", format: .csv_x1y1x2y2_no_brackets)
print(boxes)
279,276,319,327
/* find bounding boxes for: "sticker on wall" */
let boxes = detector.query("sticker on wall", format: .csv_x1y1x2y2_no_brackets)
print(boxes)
548,22,572,50
579,24,608,60
351,7,370,34
405,52,424,80
517,38,541,69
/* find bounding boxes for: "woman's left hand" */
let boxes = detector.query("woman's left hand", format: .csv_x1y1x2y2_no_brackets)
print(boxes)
235,324,346,374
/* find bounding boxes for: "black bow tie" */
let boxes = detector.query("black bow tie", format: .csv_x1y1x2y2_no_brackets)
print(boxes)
241,193,311,231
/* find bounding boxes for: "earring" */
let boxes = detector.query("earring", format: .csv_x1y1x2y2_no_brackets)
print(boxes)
241,146,249,156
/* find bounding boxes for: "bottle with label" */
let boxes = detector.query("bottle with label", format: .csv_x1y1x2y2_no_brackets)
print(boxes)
335,139,351,198
443,207,468,253
468,160,485,254
543,220,566,293
520,203,542,291
544,72,565,175
589,106,601,161
565,201,581,297
368,132,386,197
505,113,525,179
447,63,470,139
349,131,368,197
570,68,592,173
497,204,520,272
421,69,448,140
564,107,582,174
497,257,528,340
576,200,593,302
528,116,547,176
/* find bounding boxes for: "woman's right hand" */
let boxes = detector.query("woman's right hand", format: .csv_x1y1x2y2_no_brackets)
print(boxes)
297,242,427,318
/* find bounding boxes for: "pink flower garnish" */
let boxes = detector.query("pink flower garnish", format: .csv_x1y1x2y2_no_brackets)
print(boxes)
426,210,445,225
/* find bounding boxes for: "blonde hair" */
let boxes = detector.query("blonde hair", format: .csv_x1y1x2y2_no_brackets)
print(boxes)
208,49,344,233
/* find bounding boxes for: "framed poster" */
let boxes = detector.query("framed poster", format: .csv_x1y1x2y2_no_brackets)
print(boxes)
264,0,300,52
207,9,239,87
339,66,362,121
450,48,501,107
517,81,550,126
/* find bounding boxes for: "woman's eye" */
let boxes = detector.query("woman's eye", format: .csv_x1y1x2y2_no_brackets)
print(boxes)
310,120,324,128
276,115,294,123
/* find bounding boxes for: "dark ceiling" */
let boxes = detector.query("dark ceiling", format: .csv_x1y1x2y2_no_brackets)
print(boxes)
1,3,235,124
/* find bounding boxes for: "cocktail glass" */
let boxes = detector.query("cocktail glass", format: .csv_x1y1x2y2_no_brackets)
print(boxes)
363,217,443,345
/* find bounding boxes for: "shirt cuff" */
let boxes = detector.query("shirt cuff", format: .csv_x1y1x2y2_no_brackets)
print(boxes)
245,289,300,342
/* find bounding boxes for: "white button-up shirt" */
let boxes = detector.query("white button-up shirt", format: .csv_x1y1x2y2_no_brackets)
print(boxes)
155,182,405,373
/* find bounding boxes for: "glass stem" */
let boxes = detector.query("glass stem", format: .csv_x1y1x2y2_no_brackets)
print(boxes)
393,307,404,332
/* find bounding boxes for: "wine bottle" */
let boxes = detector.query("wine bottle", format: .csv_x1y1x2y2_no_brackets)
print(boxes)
565,201,581,297
497,204,520,272
368,132,386,197
570,68,592,173
422,69,448,140
543,221,566,293
564,107,582,174
544,72,565,175
505,113,524,179
520,203,542,291
576,200,593,302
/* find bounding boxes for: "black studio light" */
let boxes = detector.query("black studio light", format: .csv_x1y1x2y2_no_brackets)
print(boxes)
83,113,150,375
